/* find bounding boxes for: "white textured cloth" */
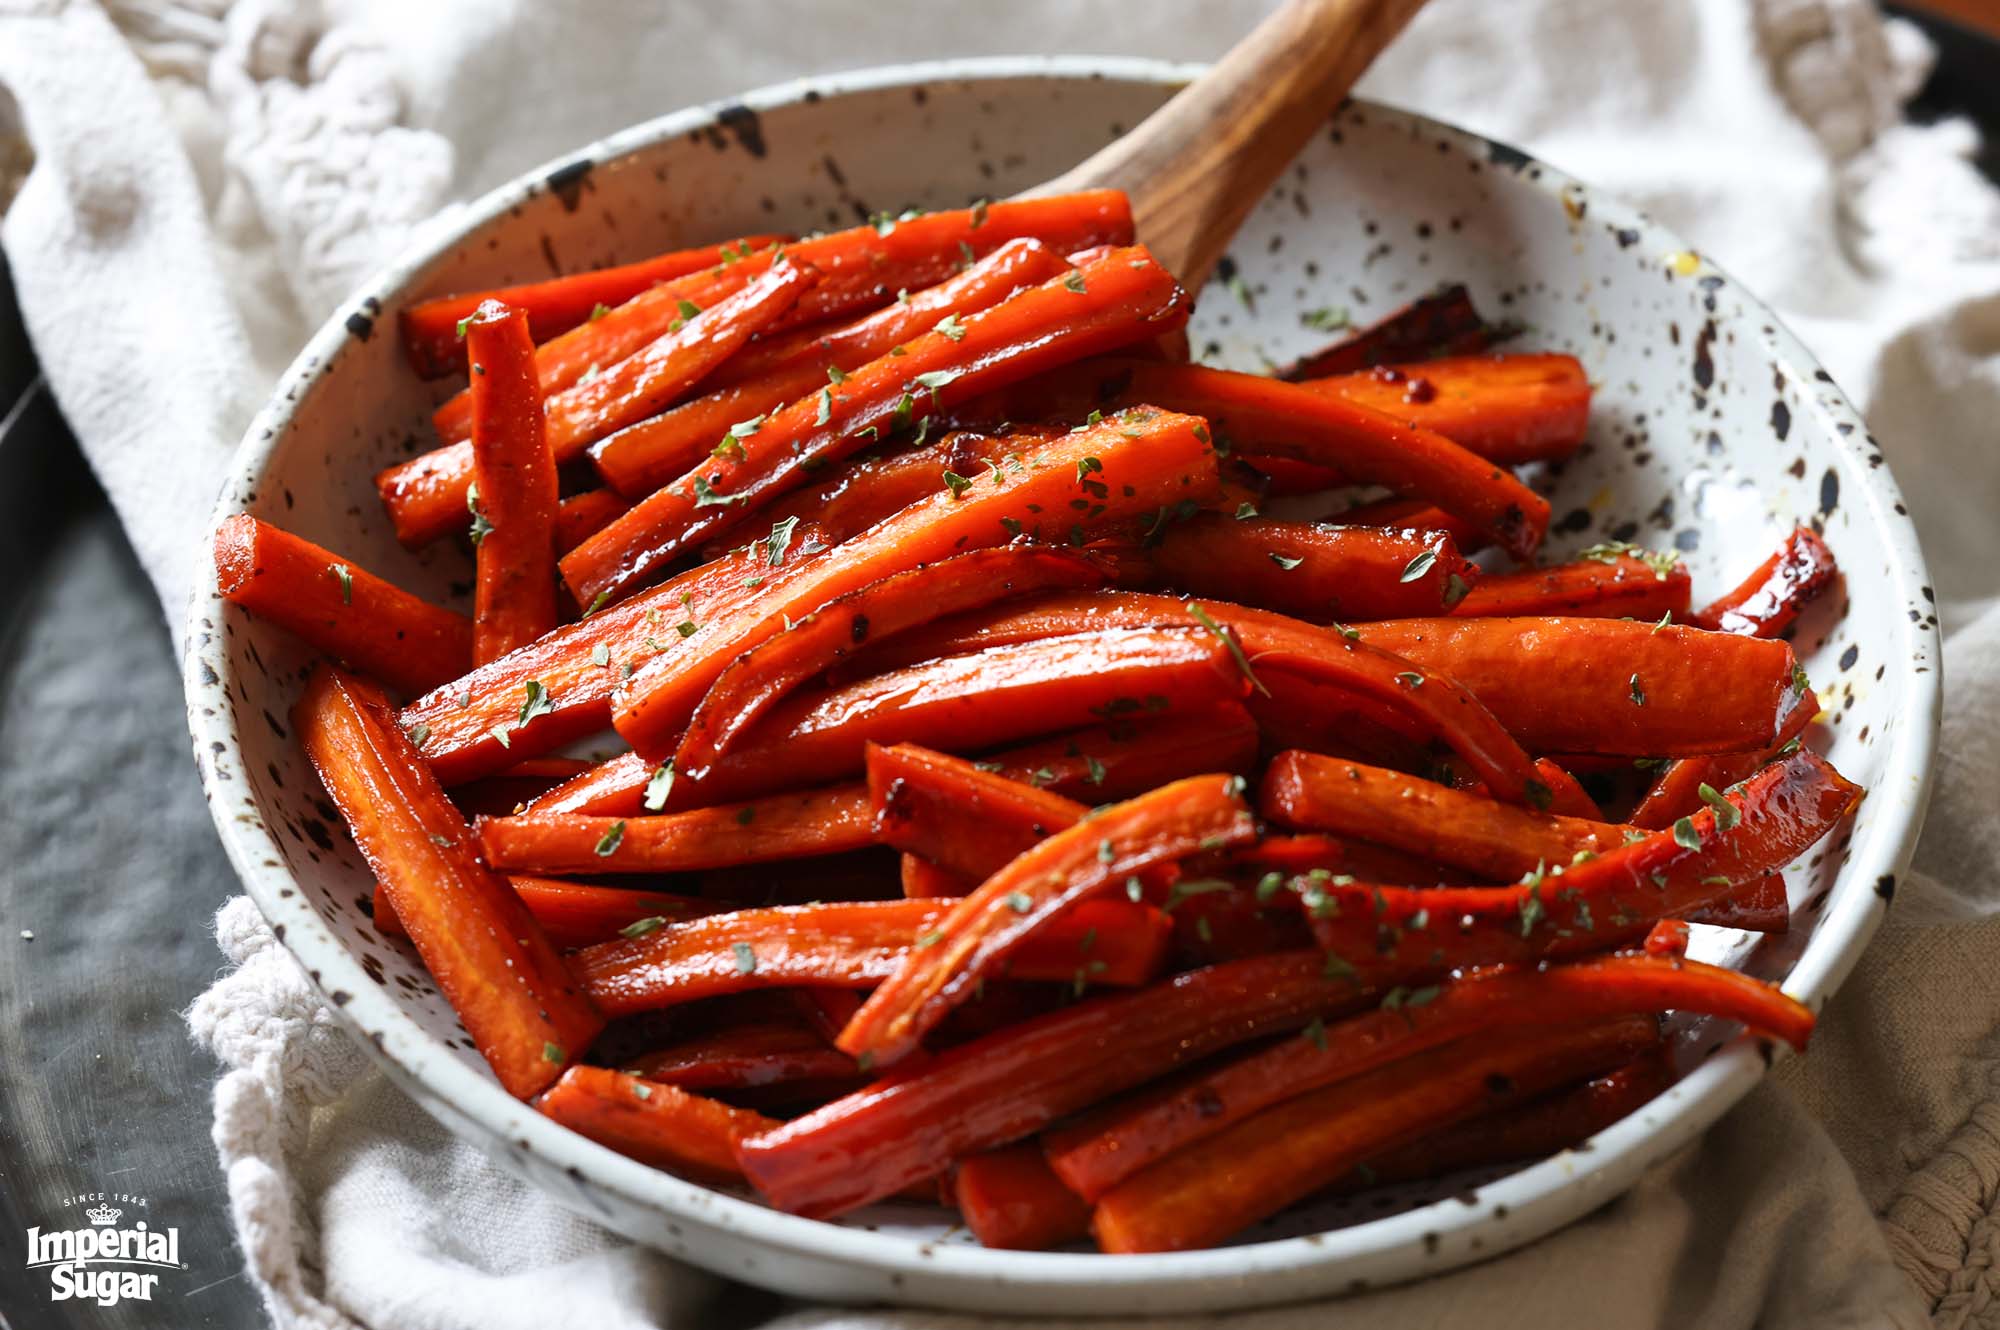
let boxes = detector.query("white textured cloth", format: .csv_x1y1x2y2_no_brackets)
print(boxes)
5,1,2000,1326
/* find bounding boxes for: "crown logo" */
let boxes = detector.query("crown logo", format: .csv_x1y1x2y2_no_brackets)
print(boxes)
86,1204,121,1226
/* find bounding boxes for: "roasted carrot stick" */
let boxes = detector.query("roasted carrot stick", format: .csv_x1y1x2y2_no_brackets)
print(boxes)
447,756,595,817
477,783,876,875
733,951,1359,1218
868,742,1093,883
1452,553,1690,621
396,541,800,786
837,775,1256,1066
1299,354,1592,465
1043,953,1802,1202
1133,516,1476,621
294,666,602,1098
554,489,634,555
954,1145,1093,1251
214,514,470,695
1336,494,1489,552
574,897,1169,1015
968,702,1261,802
1299,750,1858,969
464,302,560,662
981,358,1551,559
1279,283,1496,379
536,1065,774,1183
1692,871,1791,933
1336,1051,1675,1191
901,853,974,898
608,410,1223,754
1260,750,1631,882
590,238,1074,497
561,247,1192,606
1627,715,1810,831
401,233,787,378
673,546,1107,782
1686,525,1838,635
371,875,719,950
1089,1018,1655,1253
517,751,658,817
625,1024,859,1091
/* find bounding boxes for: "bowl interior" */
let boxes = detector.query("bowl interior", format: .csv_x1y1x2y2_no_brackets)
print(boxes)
186,61,1939,1311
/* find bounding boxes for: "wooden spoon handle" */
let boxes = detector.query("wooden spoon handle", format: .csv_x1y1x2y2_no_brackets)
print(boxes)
1037,0,1428,289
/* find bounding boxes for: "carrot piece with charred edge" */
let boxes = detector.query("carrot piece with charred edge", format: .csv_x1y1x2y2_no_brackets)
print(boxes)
836,774,1257,1066
676,627,1246,807
868,742,1093,883
625,1024,859,1091
476,784,876,875
590,239,1074,497
536,1065,774,1183
396,542,806,786
673,546,1107,783
465,303,560,663
1336,1051,1675,1192
982,358,1551,559
1687,525,1838,636
974,702,1261,802
371,876,719,950
1279,283,1495,380
555,489,634,554
400,233,788,379
1132,516,1476,621
1042,953,1801,1203
1089,1017,1657,1253
607,411,1224,755
1337,495,1489,553
561,248,1192,608
954,1145,1093,1251
1260,750,1631,882
902,853,974,898
429,192,1132,447
574,897,1172,1015
1299,750,1858,969
294,666,602,1098
214,515,471,696
1453,555,1691,621
1300,354,1592,465
732,951,1361,1218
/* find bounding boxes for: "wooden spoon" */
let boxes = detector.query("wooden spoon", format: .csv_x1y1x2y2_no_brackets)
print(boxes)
1034,0,1429,290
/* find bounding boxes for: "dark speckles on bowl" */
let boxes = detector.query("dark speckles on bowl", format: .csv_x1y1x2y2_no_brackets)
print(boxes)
183,60,1940,1318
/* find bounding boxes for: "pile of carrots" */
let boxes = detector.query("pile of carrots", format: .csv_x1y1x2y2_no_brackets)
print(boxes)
215,189,1855,1254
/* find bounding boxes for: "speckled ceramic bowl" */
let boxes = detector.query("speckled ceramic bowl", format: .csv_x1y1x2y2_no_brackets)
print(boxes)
183,58,1941,1315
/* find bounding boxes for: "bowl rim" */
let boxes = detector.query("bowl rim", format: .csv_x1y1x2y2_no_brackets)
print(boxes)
183,53,1943,1300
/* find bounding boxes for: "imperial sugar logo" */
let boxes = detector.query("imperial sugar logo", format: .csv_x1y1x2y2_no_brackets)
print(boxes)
22,1190,185,1308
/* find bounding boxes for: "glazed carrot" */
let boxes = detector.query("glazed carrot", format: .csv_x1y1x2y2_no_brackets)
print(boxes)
731,431,1018,550
791,987,865,1043
608,410,1223,754
518,751,658,817
590,238,1075,496
626,1024,859,1091
575,897,1171,1015
214,514,470,695
477,783,875,875
536,1065,773,1183
836,775,1257,1065
1686,525,1838,635
465,303,560,662
1299,750,1858,969
1133,516,1476,621
1043,954,1800,1202
1533,757,1603,819
1692,871,1791,933
1627,718,1809,832
1160,880,1318,965
1231,833,1459,885
561,247,1192,606
371,875,719,950
1646,919,1692,956
1260,750,1631,882
1336,494,1488,552
674,546,1107,782
1452,553,1690,621
401,233,788,378
428,193,1133,449
953,1145,1093,1251
1338,1052,1675,1191
1300,354,1592,465
983,358,1550,559
901,853,973,898
448,756,595,817
868,742,1093,883
1090,1018,1655,1253
1279,283,1496,379
970,702,1261,802
293,666,602,1098
396,541,803,785
733,951,1360,1218
554,489,633,554
680,627,1247,807
381,262,813,549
